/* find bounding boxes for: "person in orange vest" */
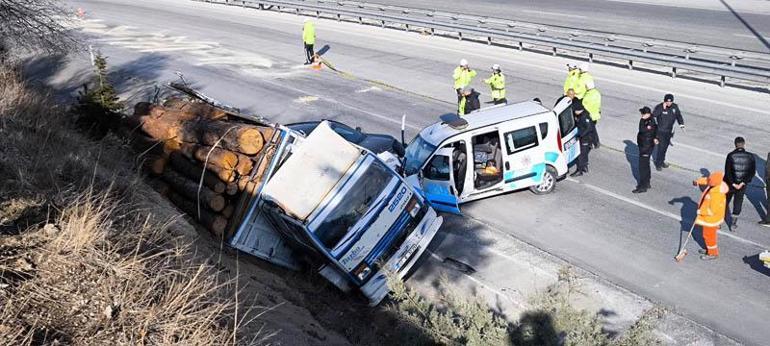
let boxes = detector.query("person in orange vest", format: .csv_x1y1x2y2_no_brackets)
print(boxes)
692,171,729,260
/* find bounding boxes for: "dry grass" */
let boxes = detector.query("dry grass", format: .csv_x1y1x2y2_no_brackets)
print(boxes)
0,64,270,345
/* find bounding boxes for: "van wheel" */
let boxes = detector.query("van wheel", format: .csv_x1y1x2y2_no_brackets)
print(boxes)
530,166,557,195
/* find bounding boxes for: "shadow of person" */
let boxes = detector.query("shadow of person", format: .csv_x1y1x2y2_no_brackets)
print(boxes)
744,153,768,220
623,140,639,185
316,44,331,56
669,196,703,252
742,254,770,277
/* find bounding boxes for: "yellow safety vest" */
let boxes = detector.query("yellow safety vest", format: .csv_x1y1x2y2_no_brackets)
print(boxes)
575,72,594,99
453,67,477,90
563,69,580,95
583,88,602,121
303,22,316,45
484,73,506,100
458,96,467,115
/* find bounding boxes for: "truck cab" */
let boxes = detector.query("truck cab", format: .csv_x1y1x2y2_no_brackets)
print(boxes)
229,121,443,305
403,98,578,214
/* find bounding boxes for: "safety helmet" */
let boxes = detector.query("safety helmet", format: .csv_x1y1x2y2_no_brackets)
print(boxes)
579,62,590,71
460,59,468,66
491,64,500,71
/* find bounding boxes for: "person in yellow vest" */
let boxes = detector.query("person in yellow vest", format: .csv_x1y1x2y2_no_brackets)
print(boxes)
302,19,316,65
457,88,480,115
575,63,594,99
563,64,580,96
582,79,602,148
484,64,507,105
453,59,477,103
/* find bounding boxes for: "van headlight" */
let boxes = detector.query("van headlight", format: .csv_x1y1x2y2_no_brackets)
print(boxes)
353,262,372,281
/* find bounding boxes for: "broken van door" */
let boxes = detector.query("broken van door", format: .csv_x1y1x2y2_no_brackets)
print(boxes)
421,147,461,215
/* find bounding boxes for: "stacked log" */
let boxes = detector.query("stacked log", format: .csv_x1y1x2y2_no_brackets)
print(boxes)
122,98,275,238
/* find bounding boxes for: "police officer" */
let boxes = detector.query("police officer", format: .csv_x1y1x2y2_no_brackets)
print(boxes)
653,93,684,170
633,106,658,193
724,136,756,231
575,63,594,99
302,19,316,65
484,64,507,104
582,80,602,148
458,88,481,115
563,64,579,96
453,59,477,102
570,101,595,177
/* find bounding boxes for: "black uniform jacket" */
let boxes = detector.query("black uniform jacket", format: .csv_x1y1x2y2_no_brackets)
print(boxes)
653,102,684,135
724,148,756,185
637,117,658,156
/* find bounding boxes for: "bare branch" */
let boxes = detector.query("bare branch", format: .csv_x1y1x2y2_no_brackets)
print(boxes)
0,0,79,55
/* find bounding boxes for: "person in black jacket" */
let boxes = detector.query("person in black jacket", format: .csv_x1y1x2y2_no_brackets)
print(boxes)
653,94,684,170
633,106,658,193
760,151,770,227
724,136,756,231
570,100,595,177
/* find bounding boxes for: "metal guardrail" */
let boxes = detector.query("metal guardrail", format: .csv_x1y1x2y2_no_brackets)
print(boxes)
196,0,770,87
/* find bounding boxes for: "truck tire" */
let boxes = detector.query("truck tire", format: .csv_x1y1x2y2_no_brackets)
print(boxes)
530,166,557,195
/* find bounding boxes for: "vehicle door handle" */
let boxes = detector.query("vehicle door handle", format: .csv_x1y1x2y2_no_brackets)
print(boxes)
505,162,510,171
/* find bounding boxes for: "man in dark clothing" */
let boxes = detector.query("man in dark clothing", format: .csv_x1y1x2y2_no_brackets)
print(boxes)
633,106,658,193
760,151,770,227
724,136,756,231
464,88,481,114
653,94,685,170
570,101,595,177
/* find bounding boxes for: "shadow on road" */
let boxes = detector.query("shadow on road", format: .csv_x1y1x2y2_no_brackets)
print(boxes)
742,254,770,277
623,139,639,185
669,196,703,252
719,0,770,52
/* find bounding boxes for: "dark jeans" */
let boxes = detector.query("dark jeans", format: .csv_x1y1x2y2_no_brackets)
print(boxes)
592,120,600,147
638,153,651,188
304,43,314,63
578,141,591,172
655,132,672,166
727,185,746,216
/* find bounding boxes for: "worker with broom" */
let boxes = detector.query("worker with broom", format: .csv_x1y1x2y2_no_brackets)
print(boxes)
692,171,729,261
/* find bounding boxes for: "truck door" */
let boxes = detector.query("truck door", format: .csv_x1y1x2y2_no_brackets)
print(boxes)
421,147,461,215
554,97,580,165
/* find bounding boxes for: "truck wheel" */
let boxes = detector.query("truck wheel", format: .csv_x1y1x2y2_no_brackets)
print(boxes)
530,166,557,195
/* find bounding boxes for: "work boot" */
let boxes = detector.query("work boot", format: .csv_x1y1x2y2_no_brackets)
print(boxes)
655,165,663,171
700,255,718,261
570,170,584,177
632,187,647,194
759,220,770,227
660,162,670,168
698,249,707,255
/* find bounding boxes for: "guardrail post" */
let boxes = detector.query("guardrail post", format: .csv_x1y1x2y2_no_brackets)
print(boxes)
588,53,593,63
430,28,435,36
671,67,677,78
358,16,363,24
628,60,633,70
487,37,492,45
720,76,726,87
405,24,410,32
316,11,320,18
458,32,463,41
518,41,523,51
381,20,385,28
552,47,557,56
337,13,341,21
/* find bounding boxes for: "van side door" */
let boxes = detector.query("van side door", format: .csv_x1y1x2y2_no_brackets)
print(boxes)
421,147,462,215
501,123,544,190
553,97,580,165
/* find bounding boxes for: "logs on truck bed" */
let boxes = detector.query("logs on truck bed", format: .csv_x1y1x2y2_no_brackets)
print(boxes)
162,98,228,120
168,192,228,237
178,143,236,182
195,121,265,155
161,169,226,212
168,151,226,194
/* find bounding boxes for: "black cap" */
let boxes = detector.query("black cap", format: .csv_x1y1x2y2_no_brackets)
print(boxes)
572,100,585,112
639,106,651,114
664,94,674,102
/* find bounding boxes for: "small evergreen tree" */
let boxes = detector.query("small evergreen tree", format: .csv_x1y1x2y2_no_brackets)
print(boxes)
73,52,123,138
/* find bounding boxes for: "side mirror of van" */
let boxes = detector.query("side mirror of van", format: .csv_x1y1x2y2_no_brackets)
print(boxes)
355,126,363,132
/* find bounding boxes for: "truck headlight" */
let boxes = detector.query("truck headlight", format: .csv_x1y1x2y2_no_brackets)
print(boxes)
353,262,372,281
406,197,420,218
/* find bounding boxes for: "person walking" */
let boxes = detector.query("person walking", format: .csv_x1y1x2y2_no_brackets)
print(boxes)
582,79,602,148
693,171,729,260
484,64,507,104
633,106,658,193
453,59,477,102
760,151,770,227
653,93,685,170
724,137,756,231
302,19,316,65
563,64,580,96
570,101,595,177
458,88,481,115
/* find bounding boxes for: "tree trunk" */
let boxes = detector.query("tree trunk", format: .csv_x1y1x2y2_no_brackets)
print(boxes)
168,151,227,194
168,192,228,236
196,121,265,155
221,204,234,218
161,169,226,212
235,153,254,176
192,144,239,171
163,98,228,120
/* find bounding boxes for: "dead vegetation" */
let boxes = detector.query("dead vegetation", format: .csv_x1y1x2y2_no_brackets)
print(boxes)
0,65,269,344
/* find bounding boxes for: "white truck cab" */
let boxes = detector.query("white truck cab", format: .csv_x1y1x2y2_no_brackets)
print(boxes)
404,98,579,214
229,121,443,305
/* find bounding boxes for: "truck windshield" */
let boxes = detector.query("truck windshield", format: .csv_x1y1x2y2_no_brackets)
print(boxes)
404,135,437,176
315,160,394,249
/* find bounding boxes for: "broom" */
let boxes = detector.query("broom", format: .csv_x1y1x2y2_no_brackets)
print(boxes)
675,222,697,262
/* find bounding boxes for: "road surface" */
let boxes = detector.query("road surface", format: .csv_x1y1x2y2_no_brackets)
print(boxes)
50,0,770,344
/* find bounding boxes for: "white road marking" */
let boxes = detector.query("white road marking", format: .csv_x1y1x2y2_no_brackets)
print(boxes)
293,96,319,104
566,178,770,249
355,86,382,93
521,9,587,19
669,140,725,158
732,33,770,39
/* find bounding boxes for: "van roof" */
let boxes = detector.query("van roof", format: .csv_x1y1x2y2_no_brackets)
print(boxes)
420,101,551,145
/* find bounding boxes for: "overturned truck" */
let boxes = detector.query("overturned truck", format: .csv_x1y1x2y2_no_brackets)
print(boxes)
127,91,442,305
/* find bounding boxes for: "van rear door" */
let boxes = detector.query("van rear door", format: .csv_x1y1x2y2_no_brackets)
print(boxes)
554,97,580,165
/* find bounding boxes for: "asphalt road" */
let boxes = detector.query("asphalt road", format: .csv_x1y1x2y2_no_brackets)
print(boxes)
367,0,770,52
55,0,770,344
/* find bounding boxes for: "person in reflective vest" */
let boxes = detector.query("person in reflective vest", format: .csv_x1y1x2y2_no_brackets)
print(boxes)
575,63,594,99
582,79,602,148
458,88,480,115
693,171,729,260
302,19,316,64
484,64,507,104
453,59,477,102
563,64,580,96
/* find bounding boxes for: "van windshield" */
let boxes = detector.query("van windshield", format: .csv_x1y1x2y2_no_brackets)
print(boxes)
315,160,394,249
404,135,437,176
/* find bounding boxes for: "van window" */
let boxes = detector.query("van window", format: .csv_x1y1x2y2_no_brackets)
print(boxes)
539,122,548,139
504,126,539,155
558,106,575,137
423,155,450,181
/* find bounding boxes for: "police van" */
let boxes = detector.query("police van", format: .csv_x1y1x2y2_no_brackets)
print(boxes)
403,98,579,214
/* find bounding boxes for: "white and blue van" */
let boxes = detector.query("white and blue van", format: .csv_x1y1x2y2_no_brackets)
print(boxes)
230,121,443,305
404,98,579,214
